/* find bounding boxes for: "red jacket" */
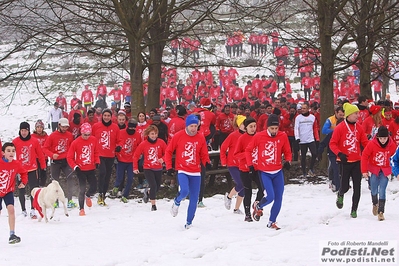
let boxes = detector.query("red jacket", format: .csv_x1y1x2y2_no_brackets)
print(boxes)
234,133,256,172
220,130,243,167
361,137,397,176
165,130,210,173
330,120,369,162
116,129,142,163
389,120,399,145
194,108,216,138
245,131,292,172
216,113,234,134
67,136,100,171
31,133,48,149
91,122,120,158
13,136,46,171
133,138,167,170
43,130,74,160
0,159,28,197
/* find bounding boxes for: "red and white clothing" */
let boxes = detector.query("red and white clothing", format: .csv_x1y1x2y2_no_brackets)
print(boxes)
13,137,46,172
220,130,242,167
133,138,167,170
234,133,256,172
361,137,396,176
43,130,74,160
330,120,369,162
216,113,234,134
245,131,292,172
116,129,142,163
81,89,94,105
0,159,28,197
165,130,210,173
67,136,100,171
91,122,120,158
96,84,107,98
56,96,68,111
168,117,186,142
108,89,124,102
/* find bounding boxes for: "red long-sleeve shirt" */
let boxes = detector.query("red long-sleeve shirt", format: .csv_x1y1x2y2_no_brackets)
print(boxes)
329,120,369,162
165,130,209,173
216,113,234,134
168,117,186,142
116,129,142,163
92,122,120,158
234,133,256,172
0,159,28,197
13,136,46,171
43,130,74,160
220,130,243,167
245,131,292,172
361,137,396,176
67,136,100,171
133,138,167,170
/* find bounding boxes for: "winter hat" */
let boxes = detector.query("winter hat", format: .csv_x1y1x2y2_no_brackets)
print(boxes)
343,102,359,118
58,118,69,127
176,105,187,116
73,113,81,119
102,109,113,116
394,102,399,110
267,114,280,127
35,120,45,128
80,123,92,134
297,103,302,110
273,108,281,115
236,115,246,127
200,97,212,108
152,114,161,121
185,114,199,127
370,105,381,115
20,122,30,131
243,117,256,128
124,102,131,108
118,110,126,116
377,126,389,137
128,119,137,128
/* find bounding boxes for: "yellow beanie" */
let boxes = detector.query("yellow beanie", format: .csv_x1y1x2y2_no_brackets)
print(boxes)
236,115,246,127
343,102,359,118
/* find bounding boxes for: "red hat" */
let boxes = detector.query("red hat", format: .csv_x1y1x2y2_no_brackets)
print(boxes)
200,97,212,108
80,123,92,134
369,105,381,115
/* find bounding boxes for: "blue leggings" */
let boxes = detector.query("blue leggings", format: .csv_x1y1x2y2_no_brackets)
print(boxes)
370,171,388,200
175,172,201,225
228,166,244,197
259,170,285,223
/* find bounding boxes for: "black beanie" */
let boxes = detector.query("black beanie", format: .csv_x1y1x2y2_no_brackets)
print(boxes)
273,108,281,116
267,114,280,127
73,113,81,119
377,126,389,137
20,122,30,131
243,117,256,128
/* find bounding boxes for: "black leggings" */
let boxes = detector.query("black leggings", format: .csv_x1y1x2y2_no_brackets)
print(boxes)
98,157,115,194
19,170,39,211
299,142,317,174
240,170,264,215
77,169,97,210
339,161,362,212
51,159,75,201
144,169,163,200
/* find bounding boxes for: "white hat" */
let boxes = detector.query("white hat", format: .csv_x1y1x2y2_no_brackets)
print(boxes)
58,118,70,127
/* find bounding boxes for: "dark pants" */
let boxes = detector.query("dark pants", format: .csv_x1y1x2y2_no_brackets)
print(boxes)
115,161,134,198
77,169,96,210
338,161,362,212
37,158,48,187
144,169,163,200
19,170,39,211
328,154,340,191
98,157,115,194
51,122,58,132
288,136,299,161
240,170,264,216
299,141,317,175
304,88,311,101
51,159,75,201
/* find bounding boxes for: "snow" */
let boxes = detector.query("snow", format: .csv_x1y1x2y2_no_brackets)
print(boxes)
1,180,399,265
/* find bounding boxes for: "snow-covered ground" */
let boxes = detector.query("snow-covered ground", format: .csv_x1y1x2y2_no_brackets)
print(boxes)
1,179,398,265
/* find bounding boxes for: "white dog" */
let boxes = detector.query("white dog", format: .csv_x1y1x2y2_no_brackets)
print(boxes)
31,180,69,222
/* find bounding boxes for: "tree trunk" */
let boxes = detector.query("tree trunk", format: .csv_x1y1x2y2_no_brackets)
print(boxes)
129,42,145,116
147,43,164,111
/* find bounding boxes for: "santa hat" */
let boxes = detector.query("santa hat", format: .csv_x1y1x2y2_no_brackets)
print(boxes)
200,97,212,108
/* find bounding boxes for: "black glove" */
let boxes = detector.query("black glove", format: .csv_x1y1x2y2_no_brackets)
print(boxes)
167,169,175,176
338,152,348,164
249,165,255,174
206,162,212,170
296,139,300,144
115,146,122,152
283,161,291,170
74,166,80,172
48,123,51,129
